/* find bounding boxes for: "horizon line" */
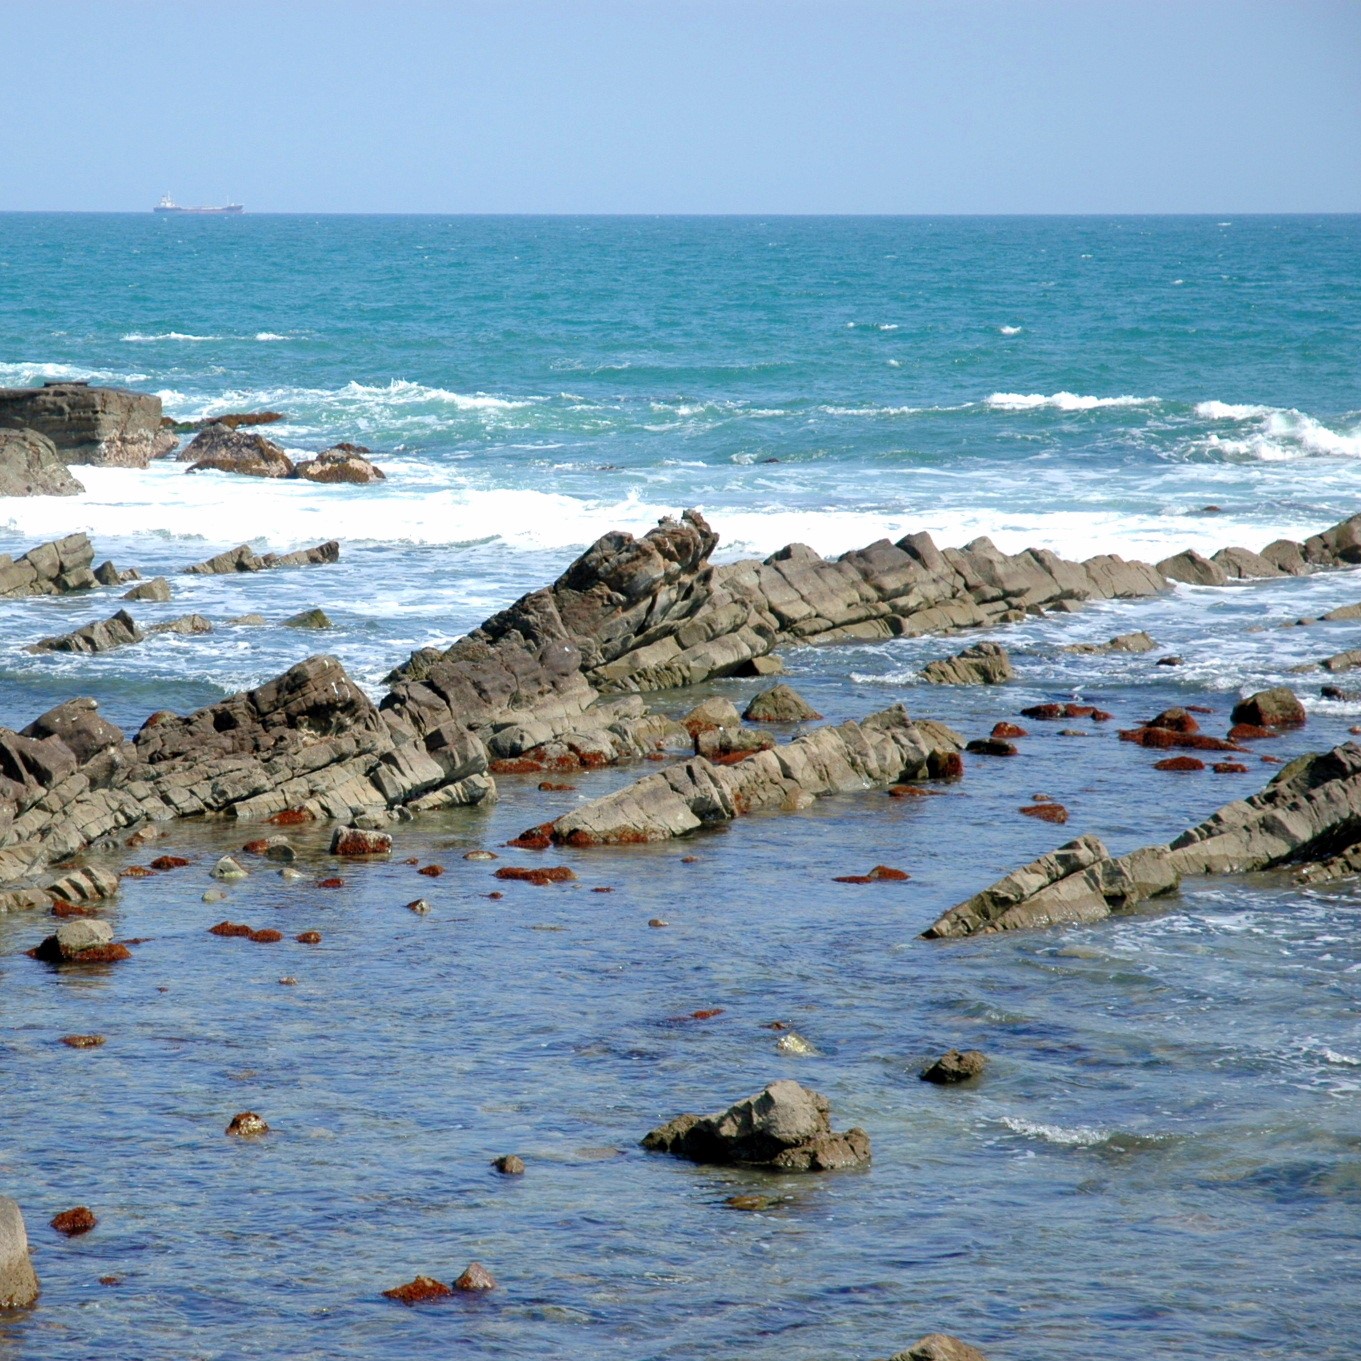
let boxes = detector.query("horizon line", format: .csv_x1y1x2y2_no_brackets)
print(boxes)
2,209,1361,219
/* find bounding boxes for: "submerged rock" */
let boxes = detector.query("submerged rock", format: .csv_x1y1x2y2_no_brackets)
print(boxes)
49,1206,96,1237
492,1154,525,1176
0,1197,39,1308
1061,629,1156,655
891,1336,991,1361
0,382,174,466
225,1112,269,1138
642,1079,870,1172
0,427,85,496
183,540,340,575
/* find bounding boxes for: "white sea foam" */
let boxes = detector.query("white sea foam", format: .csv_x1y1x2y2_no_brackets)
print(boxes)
1001,1116,1107,1147
998,325,1023,336
0,359,148,385
1195,400,1272,420
1200,408,1361,461
121,332,220,342
254,332,292,341
986,391,1158,412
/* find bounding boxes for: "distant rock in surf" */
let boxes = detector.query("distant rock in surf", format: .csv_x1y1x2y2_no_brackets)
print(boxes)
295,444,386,484
182,540,339,574
183,426,296,478
0,533,98,597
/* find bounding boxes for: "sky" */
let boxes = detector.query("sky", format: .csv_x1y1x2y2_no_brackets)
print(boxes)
1,0,1358,214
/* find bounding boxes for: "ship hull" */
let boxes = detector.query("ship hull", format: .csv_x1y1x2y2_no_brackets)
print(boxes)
153,205,244,214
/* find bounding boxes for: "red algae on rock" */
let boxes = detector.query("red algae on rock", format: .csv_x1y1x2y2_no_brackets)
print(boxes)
1213,762,1250,773
296,931,322,944
248,928,283,944
494,865,576,885
317,877,345,889
61,1034,106,1048
268,807,315,826
226,1111,269,1137
50,899,95,918
121,865,155,878
1021,803,1069,824
149,855,191,871
50,1207,97,1237
417,864,444,877
1154,756,1206,772
383,1274,454,1305
991,722,1028,739
208,921,253,938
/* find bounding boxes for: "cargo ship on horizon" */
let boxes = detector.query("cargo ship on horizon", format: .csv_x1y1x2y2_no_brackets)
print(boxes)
154,195,243,214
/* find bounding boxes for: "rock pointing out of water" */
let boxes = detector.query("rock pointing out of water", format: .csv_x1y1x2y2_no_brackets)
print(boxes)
295,445,386,484
925,743,1361,937
183,541,340,575
0,428,85,496
0,1197,39,1308
0,382,174,466
742,684,821,722
642,1079,870,1171
0,533,97,598
920,641,1014,685
29,609,142,655
183,426,296,478
892,1336,992,1361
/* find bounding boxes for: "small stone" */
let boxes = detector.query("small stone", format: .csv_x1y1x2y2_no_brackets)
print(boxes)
1020,803,1069,824
1154,756,1206,772
1156,655,1184,667
212,855,248,881
283,607,332,629
991,722,1027,739
98,1275,120,1287
202,889,228,903
226,1111,269,1137
492,1155,525,1175
776,1032,818,1056
317,877,345,889
648,918,669,928
296,931,322,944
453,1262,497,1291
50,1207,97,1237
149,855,191,871
383,1274,453,1305
60,1034,105,1049
725,1194,772,1211
920,1049,987,1084
278,868,306,883
249,928,283,943
464,850,497,861
494,865,576,885
965,738,1017,757
278,976,298,986
406,899,433,914
417,864,444,877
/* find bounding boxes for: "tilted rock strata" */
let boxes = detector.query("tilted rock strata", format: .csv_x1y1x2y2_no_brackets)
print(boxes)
29,608,143,655
0,533,98,597
183,541,340,575
0,383,175,467
920,641,1014,685
924,743,1361,938
0,427,85,496
540,705,961,846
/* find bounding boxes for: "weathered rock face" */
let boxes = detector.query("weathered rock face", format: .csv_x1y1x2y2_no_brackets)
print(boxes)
295,444,386,484
0,382,174,467
0,427,85,496
0,533,97,597
925,744,1361,938
743,684,821,722
891,1336,991,1361
1062,629,1156,655
123,577,171,602
1157,548,1229,587
541,705,959,846
642,1079,870,1171
183,541,340,575
920,1049,987,1083
1231,687,1307,729
920,641,1014,685
175,410,285,433
29,608,143,655
184,426,296,478
0,1197,39,1308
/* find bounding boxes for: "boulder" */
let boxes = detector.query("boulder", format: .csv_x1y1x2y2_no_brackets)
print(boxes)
742,684,821,722
1212,545,1287,580
295,445,386,484
0,1198,39,1308
0,382,173,466
453,1262,497,1291
31,918,129,964
681,697,742,737
123,577,171,602
1261,539,1310,575
183,426,296,478
1322,602,1361,622
331,827,392,856
183,540,340,574
891,1336,991,1361
1320,648,1361,674
920,1050,987,1083
642,1079,870,1171
22,698,124,765
0,428,85,496
148,613,212,637
284,608,332,630
29,608,143,655
920,642,1013,685
1156,549,1229,587
1061,629,1156,655
1231,688,1306,728
0,532,97,597
225,1112,268,1137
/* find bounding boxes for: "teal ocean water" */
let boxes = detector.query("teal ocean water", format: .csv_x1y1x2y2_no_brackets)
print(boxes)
1,215,1359,1359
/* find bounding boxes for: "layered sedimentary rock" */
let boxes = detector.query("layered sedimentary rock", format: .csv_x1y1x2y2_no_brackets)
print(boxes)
537,705,961,846
920,641,1013,685
924,743,1361,938
29,608,143,655
0,428,85,496
642,1079,870,1171
0,382,174,466
183,541,340,574
0,533,97,597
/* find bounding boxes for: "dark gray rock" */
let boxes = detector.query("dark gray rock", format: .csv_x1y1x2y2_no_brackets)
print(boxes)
183,541,340,575
0,382,174,466
0,533,97,597
920,1049,987,1083
184,426,296,478
642,1079,870,1171
0,428,84,496
29,608,143,655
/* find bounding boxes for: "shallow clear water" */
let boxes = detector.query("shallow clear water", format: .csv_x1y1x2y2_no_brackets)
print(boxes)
1,215,1359,1358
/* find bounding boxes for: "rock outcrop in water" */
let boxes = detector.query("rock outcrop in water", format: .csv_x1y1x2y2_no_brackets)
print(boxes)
29,608,143,655
0,382,175,466
0,533,98,597
642,1079,870,1171
535,705,961,846
891,1337,991,1361
183,426,297,478
182,541,340,574
920,641,1014,685
0,428,85,496
295,444,386,484
924,743,1361,938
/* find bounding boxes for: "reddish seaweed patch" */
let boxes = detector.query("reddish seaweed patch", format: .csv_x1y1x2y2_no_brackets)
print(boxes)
383,1275,453,1305
50,1207,97,1237
1153,756,1206,772
494,865,577,885
149,855,190,871
1021,803,1069,824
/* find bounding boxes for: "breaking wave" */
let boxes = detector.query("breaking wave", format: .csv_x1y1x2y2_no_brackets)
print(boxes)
986,391,1158,412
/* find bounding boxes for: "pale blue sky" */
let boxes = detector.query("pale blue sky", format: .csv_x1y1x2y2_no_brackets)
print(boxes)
2,0,1358,213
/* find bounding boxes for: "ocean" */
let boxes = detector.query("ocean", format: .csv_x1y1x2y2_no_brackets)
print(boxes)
1,214,1359,1359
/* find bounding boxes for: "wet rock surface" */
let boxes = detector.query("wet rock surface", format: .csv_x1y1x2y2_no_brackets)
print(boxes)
920,1050,988,1084
0,1197,39,1308
920,641,1014,685
295,445,386,483
0,382,174,466
642,1079,871,1171
0,427,85,496
890,1336,991,1361
182,541,340,575
183,426,297,478
0,533,98,598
